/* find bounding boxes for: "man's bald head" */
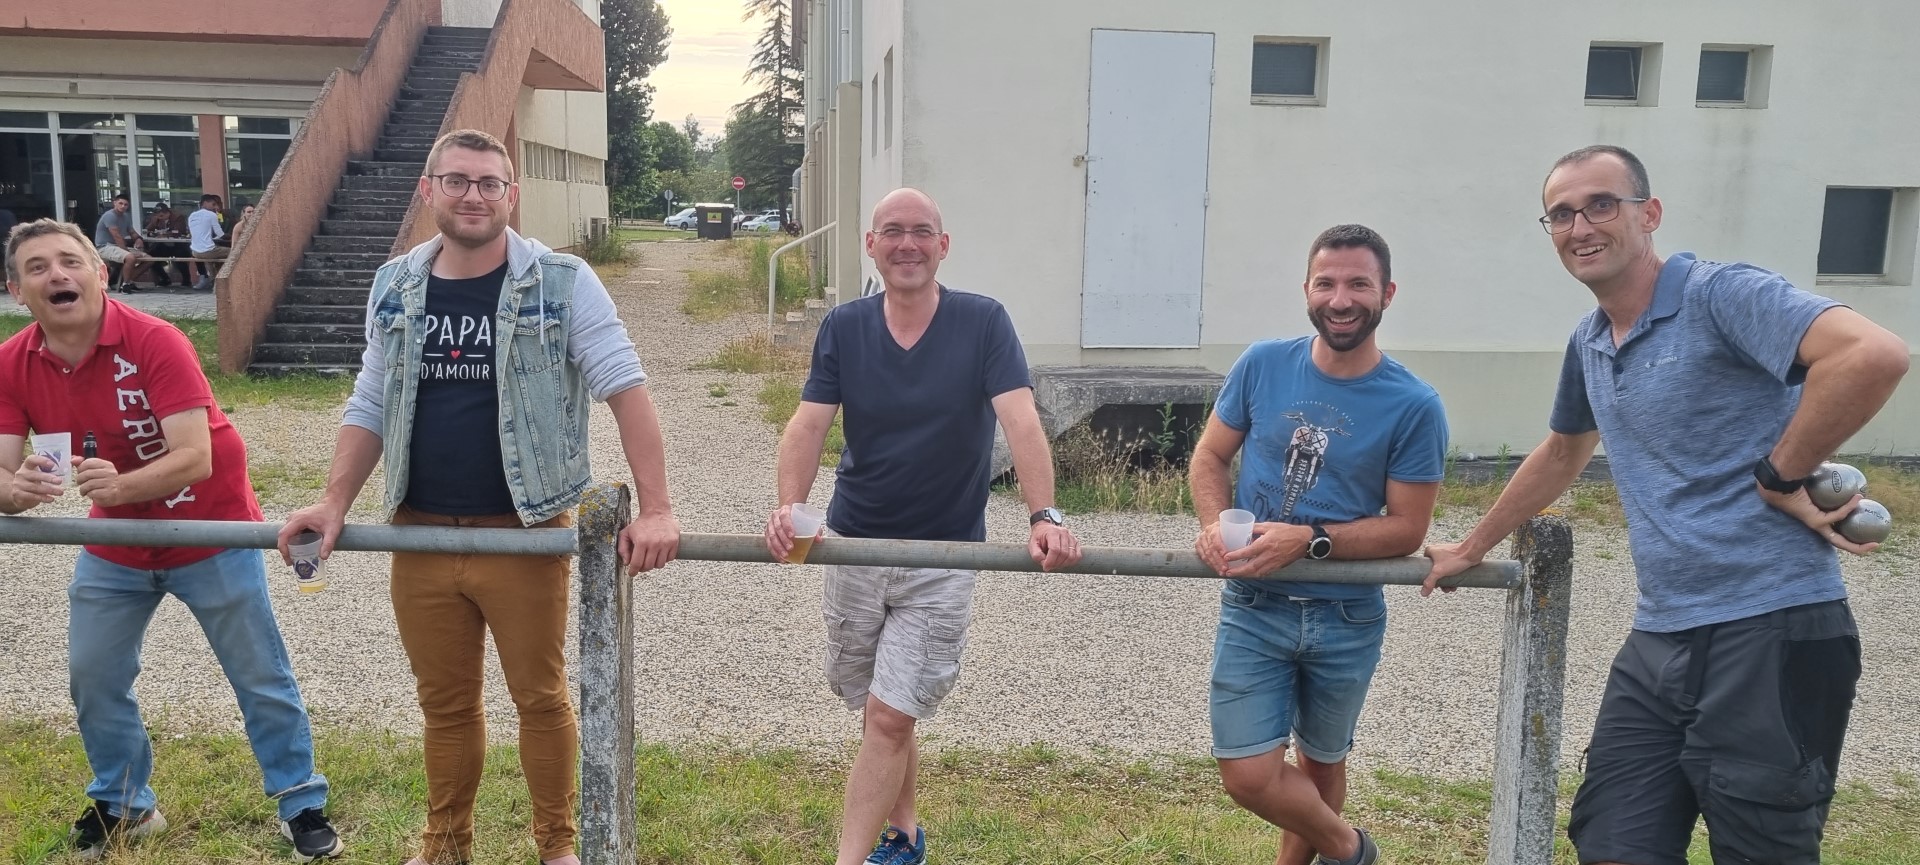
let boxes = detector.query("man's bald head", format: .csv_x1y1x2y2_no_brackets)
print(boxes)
870,187,944,233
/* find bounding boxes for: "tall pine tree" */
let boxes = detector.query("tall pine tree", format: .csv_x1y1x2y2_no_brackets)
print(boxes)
729,0,804,214
602,0,671,214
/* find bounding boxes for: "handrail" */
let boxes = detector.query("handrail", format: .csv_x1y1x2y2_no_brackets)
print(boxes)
769,221,837,336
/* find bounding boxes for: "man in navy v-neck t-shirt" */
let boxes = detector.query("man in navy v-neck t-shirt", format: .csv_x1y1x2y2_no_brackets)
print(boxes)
764,188,1083,865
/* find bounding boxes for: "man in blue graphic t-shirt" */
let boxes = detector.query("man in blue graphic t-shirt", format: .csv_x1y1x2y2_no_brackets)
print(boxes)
1426,146,1909,864
1189,224,1448,865
764,188,1082,865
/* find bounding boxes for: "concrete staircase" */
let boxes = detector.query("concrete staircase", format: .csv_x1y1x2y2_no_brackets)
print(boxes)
248,26,490,375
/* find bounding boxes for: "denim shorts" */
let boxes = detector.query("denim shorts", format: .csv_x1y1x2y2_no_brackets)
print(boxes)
1209,581,1388,762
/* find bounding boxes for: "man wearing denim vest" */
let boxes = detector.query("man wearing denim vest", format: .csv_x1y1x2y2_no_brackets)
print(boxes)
279,129,680,865
1425,145,1909,864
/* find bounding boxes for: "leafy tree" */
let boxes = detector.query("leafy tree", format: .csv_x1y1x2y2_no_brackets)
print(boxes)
602,0,671,214
647,121,694,174
729,0,803,214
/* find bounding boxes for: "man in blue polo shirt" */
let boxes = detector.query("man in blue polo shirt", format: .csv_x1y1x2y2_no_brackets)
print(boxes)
763,187,1082,865
1425,145,1909,864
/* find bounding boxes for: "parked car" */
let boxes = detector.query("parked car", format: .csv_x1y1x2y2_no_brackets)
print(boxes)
664,207,698,229
741,213,784,232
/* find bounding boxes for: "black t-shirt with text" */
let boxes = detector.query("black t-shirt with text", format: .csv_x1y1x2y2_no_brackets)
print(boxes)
405,262,515,515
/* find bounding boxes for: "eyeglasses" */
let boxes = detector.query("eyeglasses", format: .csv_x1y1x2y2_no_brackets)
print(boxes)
1539,197,1648,234
873,227,940,241
428,174,512,201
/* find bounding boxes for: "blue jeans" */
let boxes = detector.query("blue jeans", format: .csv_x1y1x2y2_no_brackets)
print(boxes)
1209,581,1387,762
68,548,328,819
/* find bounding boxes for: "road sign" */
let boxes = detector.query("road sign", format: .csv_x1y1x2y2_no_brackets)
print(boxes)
663,189,675,202
731,176,746,190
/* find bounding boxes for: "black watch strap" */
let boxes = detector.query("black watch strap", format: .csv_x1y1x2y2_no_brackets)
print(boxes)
1753,456,1805,494
1308,524,1332,560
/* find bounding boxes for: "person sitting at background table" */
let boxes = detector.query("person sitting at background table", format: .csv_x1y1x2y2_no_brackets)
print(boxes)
142,203,193,288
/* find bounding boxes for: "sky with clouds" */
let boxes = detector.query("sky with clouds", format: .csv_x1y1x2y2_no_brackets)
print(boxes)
651,0,760,140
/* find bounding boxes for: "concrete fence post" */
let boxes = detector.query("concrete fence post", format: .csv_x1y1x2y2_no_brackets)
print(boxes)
1488,514,1574,865
575,482,635,865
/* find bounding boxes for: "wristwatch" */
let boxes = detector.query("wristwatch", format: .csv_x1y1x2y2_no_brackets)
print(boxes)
1753,456,1806,494
1029,506,1065,526
1307,524,1333,560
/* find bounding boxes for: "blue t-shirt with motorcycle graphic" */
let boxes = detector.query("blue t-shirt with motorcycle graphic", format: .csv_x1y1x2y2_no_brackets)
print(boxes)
1214,336,1449,600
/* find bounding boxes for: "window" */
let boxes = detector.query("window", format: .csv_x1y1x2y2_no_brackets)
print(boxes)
1696,50,1747,102
883,49,894,151
1818,188,1895,277
1252,39,1325,105
1587,43,1660,105
870,73,879,156
1696,45,1771,108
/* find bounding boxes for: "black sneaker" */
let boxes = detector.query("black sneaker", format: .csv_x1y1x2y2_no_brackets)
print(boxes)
70,800,168,859
280,807,345,860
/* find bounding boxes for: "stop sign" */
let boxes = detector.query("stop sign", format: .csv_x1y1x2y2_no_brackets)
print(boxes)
731,176,746,190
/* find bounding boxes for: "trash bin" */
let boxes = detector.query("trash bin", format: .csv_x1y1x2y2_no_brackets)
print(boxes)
695,204,735,240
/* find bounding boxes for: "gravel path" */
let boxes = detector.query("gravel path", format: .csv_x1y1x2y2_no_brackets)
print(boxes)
2,240,1915,788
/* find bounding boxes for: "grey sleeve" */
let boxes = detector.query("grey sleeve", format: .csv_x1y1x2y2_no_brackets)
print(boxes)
1704,263,1842,384
340,284,389,436
566,263,649,401
1548,337,1596,435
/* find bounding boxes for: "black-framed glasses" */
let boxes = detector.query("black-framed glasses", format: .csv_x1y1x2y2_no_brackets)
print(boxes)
1539,197,1647,234
428,174,512,201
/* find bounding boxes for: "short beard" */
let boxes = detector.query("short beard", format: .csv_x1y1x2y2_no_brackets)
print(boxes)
434,207,506,249
1309,306,1384,353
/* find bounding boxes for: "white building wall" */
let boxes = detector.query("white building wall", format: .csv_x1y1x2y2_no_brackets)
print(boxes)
887,0,1920,453
855,0,905,293
514,85,610,249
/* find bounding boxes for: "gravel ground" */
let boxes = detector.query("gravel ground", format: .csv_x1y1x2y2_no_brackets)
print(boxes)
2,240,1916,787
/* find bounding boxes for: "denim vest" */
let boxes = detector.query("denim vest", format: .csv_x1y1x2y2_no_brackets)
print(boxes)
364,235,594,525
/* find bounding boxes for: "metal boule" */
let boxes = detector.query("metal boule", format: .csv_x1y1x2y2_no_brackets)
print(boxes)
1836,498,1893,545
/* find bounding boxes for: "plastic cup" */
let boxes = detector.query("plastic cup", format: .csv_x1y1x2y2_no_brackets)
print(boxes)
786,503,825,564
288,531,328,593
29,432,71,484
1219,509,1256,552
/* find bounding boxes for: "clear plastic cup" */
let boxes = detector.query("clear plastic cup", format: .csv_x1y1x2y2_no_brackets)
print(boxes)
1219,509,1256,552
288,531,328,593
786,503,825,564
30,431,70,484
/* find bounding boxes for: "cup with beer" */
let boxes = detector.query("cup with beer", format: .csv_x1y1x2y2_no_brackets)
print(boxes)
786,503,825,564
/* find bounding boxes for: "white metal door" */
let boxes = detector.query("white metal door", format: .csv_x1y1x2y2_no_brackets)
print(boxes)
1081,29,1214,348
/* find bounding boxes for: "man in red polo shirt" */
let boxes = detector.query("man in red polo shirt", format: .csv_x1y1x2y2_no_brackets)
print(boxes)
1,219,343,861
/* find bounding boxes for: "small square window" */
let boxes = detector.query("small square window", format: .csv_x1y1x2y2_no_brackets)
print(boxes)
1818,188,1895,277
1696,50,1748,102
1252,39,1327,105
1586,46,1641,100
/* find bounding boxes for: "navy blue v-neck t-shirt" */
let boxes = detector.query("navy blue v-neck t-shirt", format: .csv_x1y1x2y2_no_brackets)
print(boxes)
801,286,1032,542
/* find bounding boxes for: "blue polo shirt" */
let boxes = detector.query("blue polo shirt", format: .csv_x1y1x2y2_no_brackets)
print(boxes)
1550,253,1845,632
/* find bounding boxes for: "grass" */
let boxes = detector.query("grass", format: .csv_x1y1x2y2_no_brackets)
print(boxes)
695,332,810,375
679,237,815,323
1031,423,1195,515
616,226,694,244
758,376,843,468
2,719,1916,864
0,314,353,410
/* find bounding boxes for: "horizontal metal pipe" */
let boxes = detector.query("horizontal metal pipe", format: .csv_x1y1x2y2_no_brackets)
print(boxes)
0,520,1518,588
0,517,579,556
677,533,1520,589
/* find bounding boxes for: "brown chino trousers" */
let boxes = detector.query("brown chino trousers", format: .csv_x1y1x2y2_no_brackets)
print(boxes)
390,506,577,862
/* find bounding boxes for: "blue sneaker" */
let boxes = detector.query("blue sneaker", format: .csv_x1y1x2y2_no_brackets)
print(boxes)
864,825,926,865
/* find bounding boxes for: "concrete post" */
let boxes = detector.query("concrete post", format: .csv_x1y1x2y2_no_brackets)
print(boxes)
1487,514,1574,865
575,482,635,865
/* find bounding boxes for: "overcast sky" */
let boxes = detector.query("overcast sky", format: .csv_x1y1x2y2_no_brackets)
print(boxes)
651,0,760,139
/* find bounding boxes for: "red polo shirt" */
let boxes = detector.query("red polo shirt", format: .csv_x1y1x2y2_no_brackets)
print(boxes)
0,299,263,569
